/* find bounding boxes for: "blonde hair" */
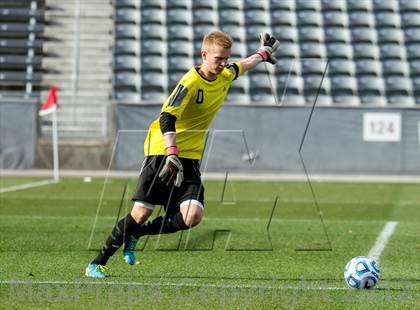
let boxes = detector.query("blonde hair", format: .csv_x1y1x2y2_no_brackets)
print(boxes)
202,31,233,51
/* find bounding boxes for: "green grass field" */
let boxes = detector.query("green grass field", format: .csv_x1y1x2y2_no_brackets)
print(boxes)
0,177,419,309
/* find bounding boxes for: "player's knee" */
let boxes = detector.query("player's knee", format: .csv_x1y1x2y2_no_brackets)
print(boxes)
131,201,154,223
181,205,203,228
183,211,202,227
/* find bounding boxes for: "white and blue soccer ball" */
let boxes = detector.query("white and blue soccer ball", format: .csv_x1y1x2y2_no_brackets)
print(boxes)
344,256,380,289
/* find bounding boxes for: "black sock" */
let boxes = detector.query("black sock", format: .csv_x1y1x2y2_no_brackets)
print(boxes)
131,212,189,239
92,213,137,266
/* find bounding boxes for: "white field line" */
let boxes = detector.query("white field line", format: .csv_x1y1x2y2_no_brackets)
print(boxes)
0,279,347,291
368,221,398,260
0,179,59,194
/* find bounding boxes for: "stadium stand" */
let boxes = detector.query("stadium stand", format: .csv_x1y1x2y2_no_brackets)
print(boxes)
0,0,44,99
111,0,419,107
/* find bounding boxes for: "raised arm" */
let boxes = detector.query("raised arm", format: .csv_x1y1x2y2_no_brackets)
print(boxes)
239,33,280,72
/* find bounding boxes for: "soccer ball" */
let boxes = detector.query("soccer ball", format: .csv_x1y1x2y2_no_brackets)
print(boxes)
344,256,380,289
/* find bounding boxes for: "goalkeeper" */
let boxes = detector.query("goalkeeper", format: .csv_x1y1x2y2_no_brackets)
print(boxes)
86,31,280,278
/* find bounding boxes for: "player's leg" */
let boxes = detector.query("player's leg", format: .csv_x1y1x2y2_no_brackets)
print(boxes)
122,201,154,265
86,203,153,275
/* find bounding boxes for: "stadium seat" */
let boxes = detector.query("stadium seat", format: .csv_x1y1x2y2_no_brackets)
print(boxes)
193,25,218,41
0,23,42,37
300,43,327,59
275,59,302,76
347,0,373,12
329,59,356,76
193,0,217,10
270,0,295,11
372,0,398,12
141,39,166,56
358,76,385,96
333,95,361,105
299,27,324,43
349,12,375,28
167,56,193,73
303,75,331,96
230,41,247,59
0,38,42,52
296,0,321,12
225,92,251,103
141,24,166,40
331,76,358,96
220,25,246,42
167,25,193,41
324,27,351,43
249,73,276,104
382,60,410,77
272,26,298,43
322,12,349,28
387,95,415,105
193,9,218,26
377,28,405,44
277,43,300,59
401,12,420,29
385,76,413,96
115,39,140,56
297,11,323,27
141,8,165,25
399,0,420,13
360,95,387,105
115,9,140,24
0,71,41,85
219,0,243,10
166,0,192,10
379,44,407,60
114,72,141,91
406,43,420,60
244,10,270,26
404,29,420,44
351,28,377,44
270,10,297,27
0,55,41,69
167,8,192,25
302,59,329,76
0,8,43,22
321,0,346,12
375,12,401,29
141,72,167,101
245,25,272,44
167,40,193,57
353,43,380,60
168,71,186,92
115,25,140,40
114,91,141,103
141,55,166,73
356,60,382,76
244,0,269,11
115,0,141,9
305,94,333,105
114,55,140,72
326,43,353,59
141,0,164,9
413,77,420,101
276,75,304,97
226,75,250,103
219,9,245,26
409,60,420,77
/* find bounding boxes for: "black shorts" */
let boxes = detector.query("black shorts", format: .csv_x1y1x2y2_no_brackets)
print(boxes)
132,155,204,214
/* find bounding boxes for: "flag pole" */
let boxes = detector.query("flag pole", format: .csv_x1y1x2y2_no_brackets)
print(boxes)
52,108,59,181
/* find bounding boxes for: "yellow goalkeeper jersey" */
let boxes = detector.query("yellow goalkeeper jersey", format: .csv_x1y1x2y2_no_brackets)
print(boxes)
144,63,243,159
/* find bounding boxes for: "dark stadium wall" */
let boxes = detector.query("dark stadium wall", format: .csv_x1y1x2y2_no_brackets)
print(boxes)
116,104,420,175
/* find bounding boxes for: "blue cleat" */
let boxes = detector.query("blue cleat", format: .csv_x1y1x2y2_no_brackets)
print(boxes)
123,236,139,265
85,263,107,278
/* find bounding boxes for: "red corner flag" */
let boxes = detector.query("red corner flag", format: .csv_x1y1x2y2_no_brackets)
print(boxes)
39,85,58,116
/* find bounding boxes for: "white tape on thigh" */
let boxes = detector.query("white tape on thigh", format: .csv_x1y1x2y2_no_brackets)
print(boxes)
133,201,155,210
180,199,204,210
